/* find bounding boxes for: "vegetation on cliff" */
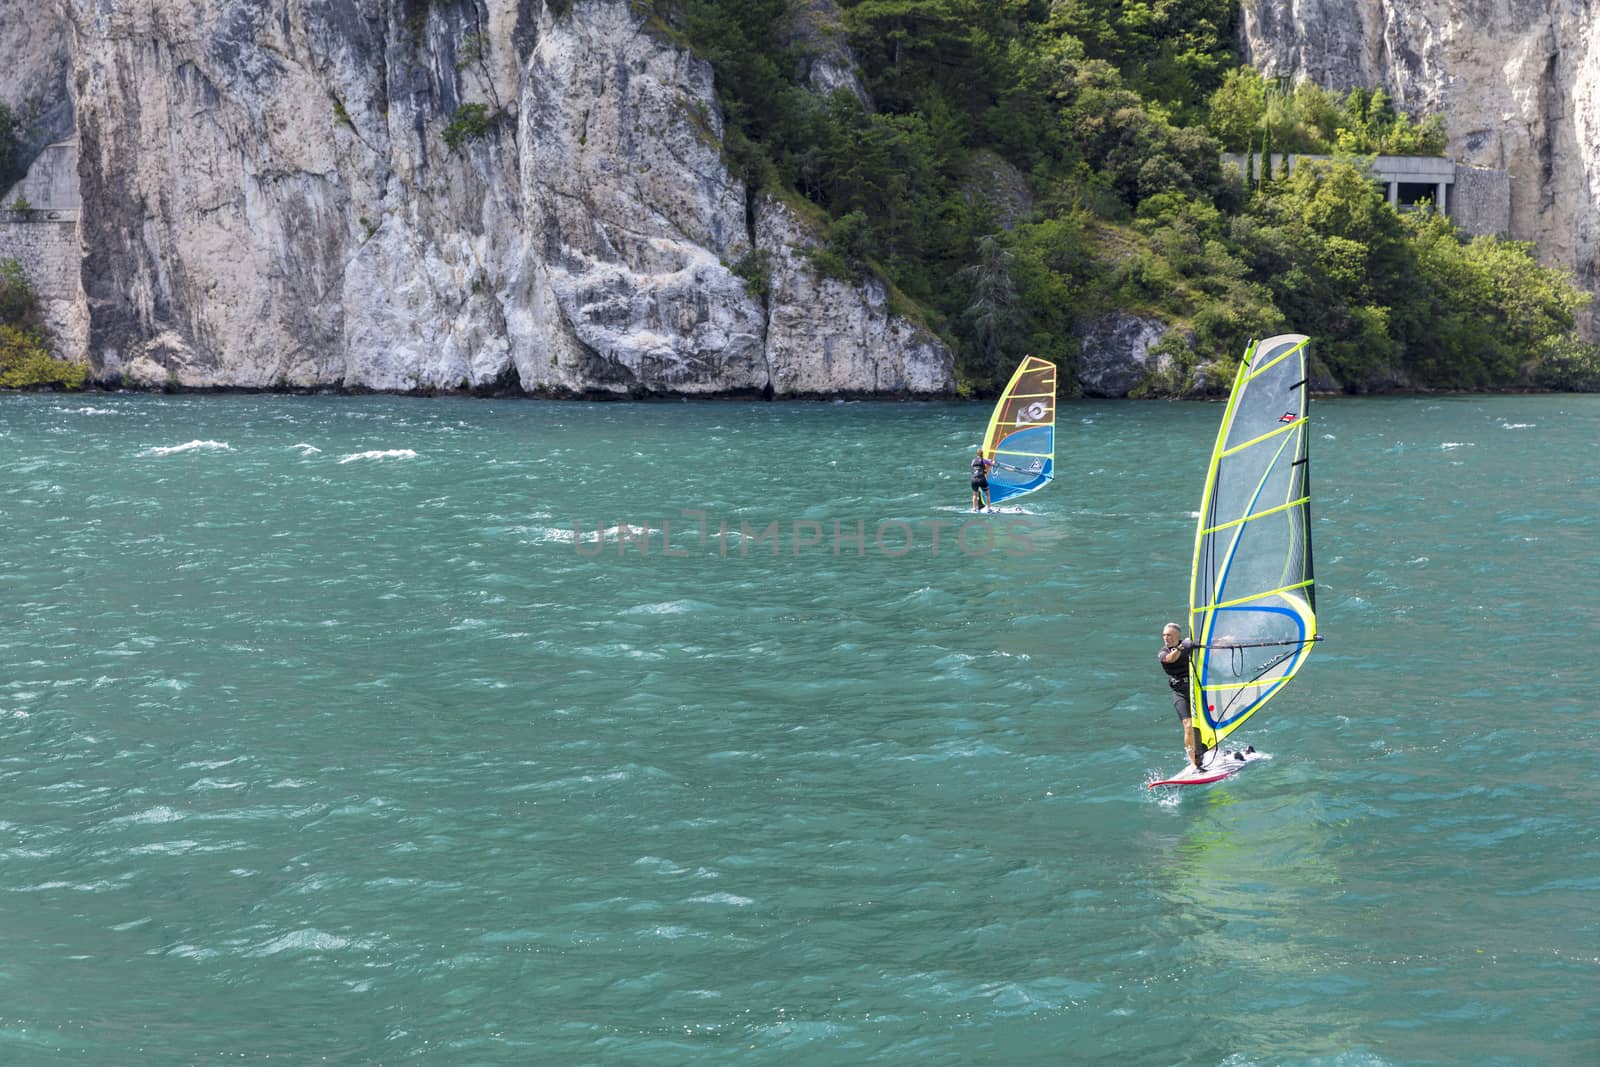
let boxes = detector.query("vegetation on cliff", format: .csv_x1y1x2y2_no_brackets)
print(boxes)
0,101,29,193
0,259,85,389
0,99,84,390
665,0,1600,394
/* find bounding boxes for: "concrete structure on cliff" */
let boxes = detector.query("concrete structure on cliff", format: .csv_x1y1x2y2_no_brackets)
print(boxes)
0,139,87,356
1238,0,1600,334
1221,152,1512,237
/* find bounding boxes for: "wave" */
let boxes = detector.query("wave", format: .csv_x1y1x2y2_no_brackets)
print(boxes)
291,443,322,455
144,440,231,456
337,449,417,464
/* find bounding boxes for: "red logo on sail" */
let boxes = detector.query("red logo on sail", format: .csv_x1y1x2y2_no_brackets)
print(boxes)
1278,412,1296,422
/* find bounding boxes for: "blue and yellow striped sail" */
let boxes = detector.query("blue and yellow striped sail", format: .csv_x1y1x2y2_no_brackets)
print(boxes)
980,357,1056,504
1189,335,1318,751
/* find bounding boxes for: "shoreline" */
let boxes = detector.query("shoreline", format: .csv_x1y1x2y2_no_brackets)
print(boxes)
0,381,1593,401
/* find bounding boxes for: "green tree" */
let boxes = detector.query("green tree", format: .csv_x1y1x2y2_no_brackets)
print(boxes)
1229,159,1408,383
954,234,1027,385
1045,0,1237,121
1005,214,1089,380
1208,73,1445,158
1396,211,1594,386
1208,68,1266,151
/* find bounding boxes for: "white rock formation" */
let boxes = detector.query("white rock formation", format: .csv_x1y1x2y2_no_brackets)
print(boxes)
758,196,951,394
1,0,952,394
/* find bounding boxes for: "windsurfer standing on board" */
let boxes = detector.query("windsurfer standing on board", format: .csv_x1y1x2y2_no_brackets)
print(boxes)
970,449,993,511
1159,622,1203,771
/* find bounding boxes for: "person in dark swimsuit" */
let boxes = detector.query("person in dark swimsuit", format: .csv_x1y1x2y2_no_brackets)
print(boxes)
1159,622,1202,771
970,450,993,511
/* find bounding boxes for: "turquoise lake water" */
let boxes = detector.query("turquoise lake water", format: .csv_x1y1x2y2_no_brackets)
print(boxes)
0,392,1595,1064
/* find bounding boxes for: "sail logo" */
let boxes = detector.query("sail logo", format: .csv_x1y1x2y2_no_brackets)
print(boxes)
1278,412,1297,422
1014,401,1049,425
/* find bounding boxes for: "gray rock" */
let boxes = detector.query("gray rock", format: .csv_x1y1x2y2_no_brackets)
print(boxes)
781,0,872,108
1074,313,1171,397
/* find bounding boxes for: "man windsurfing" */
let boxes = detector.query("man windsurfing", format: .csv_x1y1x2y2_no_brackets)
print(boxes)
970,449,993,511
1158,622,1205,772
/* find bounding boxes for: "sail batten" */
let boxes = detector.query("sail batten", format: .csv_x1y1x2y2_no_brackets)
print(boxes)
1195,578,1316,614
1200,495,1311,535
1219,418,1306,458
1188,334,1318,751
980,357,1057,504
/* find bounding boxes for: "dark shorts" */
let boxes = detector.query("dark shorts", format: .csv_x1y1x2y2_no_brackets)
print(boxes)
1171,687,1191,722
971,478,988,491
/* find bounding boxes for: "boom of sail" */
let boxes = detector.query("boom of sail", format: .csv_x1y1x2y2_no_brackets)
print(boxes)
980,356,1057,504
1189,334,1318,753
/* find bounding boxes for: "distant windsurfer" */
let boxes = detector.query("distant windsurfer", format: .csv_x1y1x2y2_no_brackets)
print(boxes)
970,450,993,511
1159,623,1204,771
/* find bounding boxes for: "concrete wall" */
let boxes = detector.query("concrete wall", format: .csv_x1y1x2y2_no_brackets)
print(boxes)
0,213,87,354
1452,164,1513,237
0,140,88,358
0,214,78,296
2,141,81,215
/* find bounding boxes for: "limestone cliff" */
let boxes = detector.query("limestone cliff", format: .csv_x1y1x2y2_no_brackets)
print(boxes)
0,4,73,152
1241,0,1600,326
2,0,951,395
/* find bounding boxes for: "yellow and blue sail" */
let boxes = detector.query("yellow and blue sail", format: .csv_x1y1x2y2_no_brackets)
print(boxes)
980,357,1057,504
1189,335,1318,751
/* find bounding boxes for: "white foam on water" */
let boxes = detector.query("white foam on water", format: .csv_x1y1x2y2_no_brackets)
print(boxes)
145,440,231,456
291,442,321,454
337,449,417,464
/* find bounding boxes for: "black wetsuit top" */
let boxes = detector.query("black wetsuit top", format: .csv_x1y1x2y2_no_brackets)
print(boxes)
1159,643,1190,691
970,456,990,487
1160,642,1193,721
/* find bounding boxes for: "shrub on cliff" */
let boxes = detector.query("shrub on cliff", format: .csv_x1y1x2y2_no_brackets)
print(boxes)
0,324,85,389
0,259,85,390
442,104,494,149
0,257,40,327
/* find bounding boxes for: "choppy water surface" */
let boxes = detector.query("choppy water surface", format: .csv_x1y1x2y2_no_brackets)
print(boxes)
0,392,1595,1064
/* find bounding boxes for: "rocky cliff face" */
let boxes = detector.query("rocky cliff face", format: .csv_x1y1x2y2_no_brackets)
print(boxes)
6,0,951,394
0,4,73,153
1240,0,1600,326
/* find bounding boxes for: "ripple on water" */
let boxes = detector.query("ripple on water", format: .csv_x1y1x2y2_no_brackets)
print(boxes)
0,394,1594,1064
